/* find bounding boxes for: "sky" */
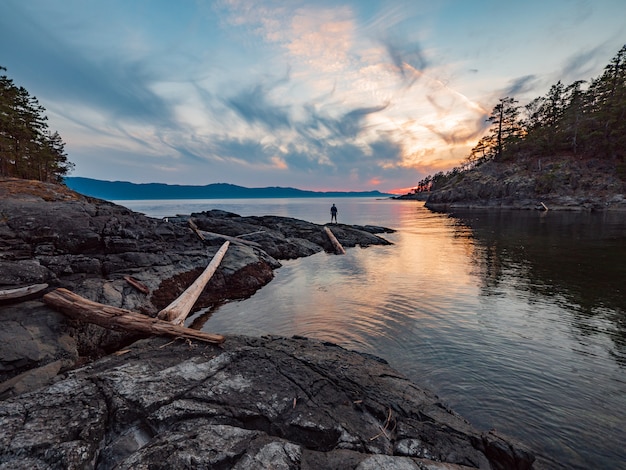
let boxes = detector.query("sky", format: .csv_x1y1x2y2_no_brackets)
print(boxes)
1,1,624,193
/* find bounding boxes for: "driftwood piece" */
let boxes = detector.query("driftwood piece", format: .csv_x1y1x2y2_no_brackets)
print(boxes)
43,288,225,344
157,241,230,325
0,283,48,301
324,226,346,255
188,218,205,240
238,230,265,238
198,230,262,248
124,276,150,294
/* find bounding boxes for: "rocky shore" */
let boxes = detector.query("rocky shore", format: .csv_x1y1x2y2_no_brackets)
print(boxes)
397,156,626,211
0,178,545,469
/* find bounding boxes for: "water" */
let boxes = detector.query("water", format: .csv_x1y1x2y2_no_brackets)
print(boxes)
117,198,626,469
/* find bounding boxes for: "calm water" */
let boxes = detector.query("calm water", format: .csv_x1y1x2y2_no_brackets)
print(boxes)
118,198,626,469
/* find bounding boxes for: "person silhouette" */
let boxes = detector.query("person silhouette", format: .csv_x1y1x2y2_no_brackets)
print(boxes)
330,203,338,224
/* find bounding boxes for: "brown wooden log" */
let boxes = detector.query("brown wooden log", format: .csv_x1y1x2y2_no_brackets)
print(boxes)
157,241,230,325
43,288,225,344
324,226,346,255
123,275,150,294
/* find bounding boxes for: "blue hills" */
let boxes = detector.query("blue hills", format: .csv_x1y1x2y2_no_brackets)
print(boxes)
64,177,391,200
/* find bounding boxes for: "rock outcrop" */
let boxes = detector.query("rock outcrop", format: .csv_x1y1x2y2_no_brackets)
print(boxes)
0,335,537,470
398,156,626,211
0,178,391,396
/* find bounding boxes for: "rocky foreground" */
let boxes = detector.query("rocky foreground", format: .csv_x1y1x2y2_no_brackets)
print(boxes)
0,178,546,469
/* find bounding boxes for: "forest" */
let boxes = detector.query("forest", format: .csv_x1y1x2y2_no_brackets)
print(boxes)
0,66,73,182
413,45,626,194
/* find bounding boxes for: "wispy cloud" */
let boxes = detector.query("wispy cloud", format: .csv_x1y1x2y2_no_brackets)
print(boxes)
227,84,292,130
500,75,540,97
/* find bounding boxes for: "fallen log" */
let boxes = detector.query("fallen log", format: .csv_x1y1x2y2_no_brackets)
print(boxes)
324,226,346,255
157,241,230,325
0,283,48,301
43,288,225,344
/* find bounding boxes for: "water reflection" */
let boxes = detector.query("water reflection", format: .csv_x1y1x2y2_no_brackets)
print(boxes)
153,198,626,469
447,209,626,366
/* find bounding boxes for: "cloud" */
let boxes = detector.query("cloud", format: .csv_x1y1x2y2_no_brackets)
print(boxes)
286,8,356,73
560,45,605,82
383,37,428,85
500,74,540,97
1,6,172,123
226,84,292,130
332,104,390,139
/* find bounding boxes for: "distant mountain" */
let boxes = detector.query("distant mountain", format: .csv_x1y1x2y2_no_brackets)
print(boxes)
64,177,392,200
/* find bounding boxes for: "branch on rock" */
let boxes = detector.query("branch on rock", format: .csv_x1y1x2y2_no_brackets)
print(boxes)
43,288,225,344
189,217,261,248
188,218,205,240
123,276,150,294
198,230,262,248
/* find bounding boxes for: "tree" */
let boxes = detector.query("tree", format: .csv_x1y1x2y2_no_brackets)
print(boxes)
583,45,626,158
561,80,586,155
486,97,521,160
0,66,73,182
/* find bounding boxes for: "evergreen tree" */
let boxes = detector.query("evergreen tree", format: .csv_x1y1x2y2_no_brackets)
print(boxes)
487,97,521,160
0,66,74,182
583,45,626,158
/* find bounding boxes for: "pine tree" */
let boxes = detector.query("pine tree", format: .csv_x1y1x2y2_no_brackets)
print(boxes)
486,97,521,160
0,66,73,182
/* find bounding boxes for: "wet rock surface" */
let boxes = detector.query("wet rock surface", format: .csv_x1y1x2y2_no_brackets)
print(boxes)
0,335,538,470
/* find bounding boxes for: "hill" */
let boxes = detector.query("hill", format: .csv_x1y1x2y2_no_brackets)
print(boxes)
64,177,391,200
397,155,626,211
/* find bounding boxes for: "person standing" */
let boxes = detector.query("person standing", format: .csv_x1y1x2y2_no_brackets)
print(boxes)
330,203,338,224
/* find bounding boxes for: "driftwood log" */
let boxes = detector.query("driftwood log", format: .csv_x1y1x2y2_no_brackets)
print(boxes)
157,241,229,325
324,226,346,255
0,283,48,301
188,218,206,241
43,288,225,344
188,219,261,248
198,230,262,248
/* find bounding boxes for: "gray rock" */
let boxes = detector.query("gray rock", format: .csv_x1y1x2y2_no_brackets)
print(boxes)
0,301,77,388
0,335,538,470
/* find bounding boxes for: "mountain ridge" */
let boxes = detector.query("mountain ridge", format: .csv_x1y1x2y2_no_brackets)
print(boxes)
64,177,391,200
